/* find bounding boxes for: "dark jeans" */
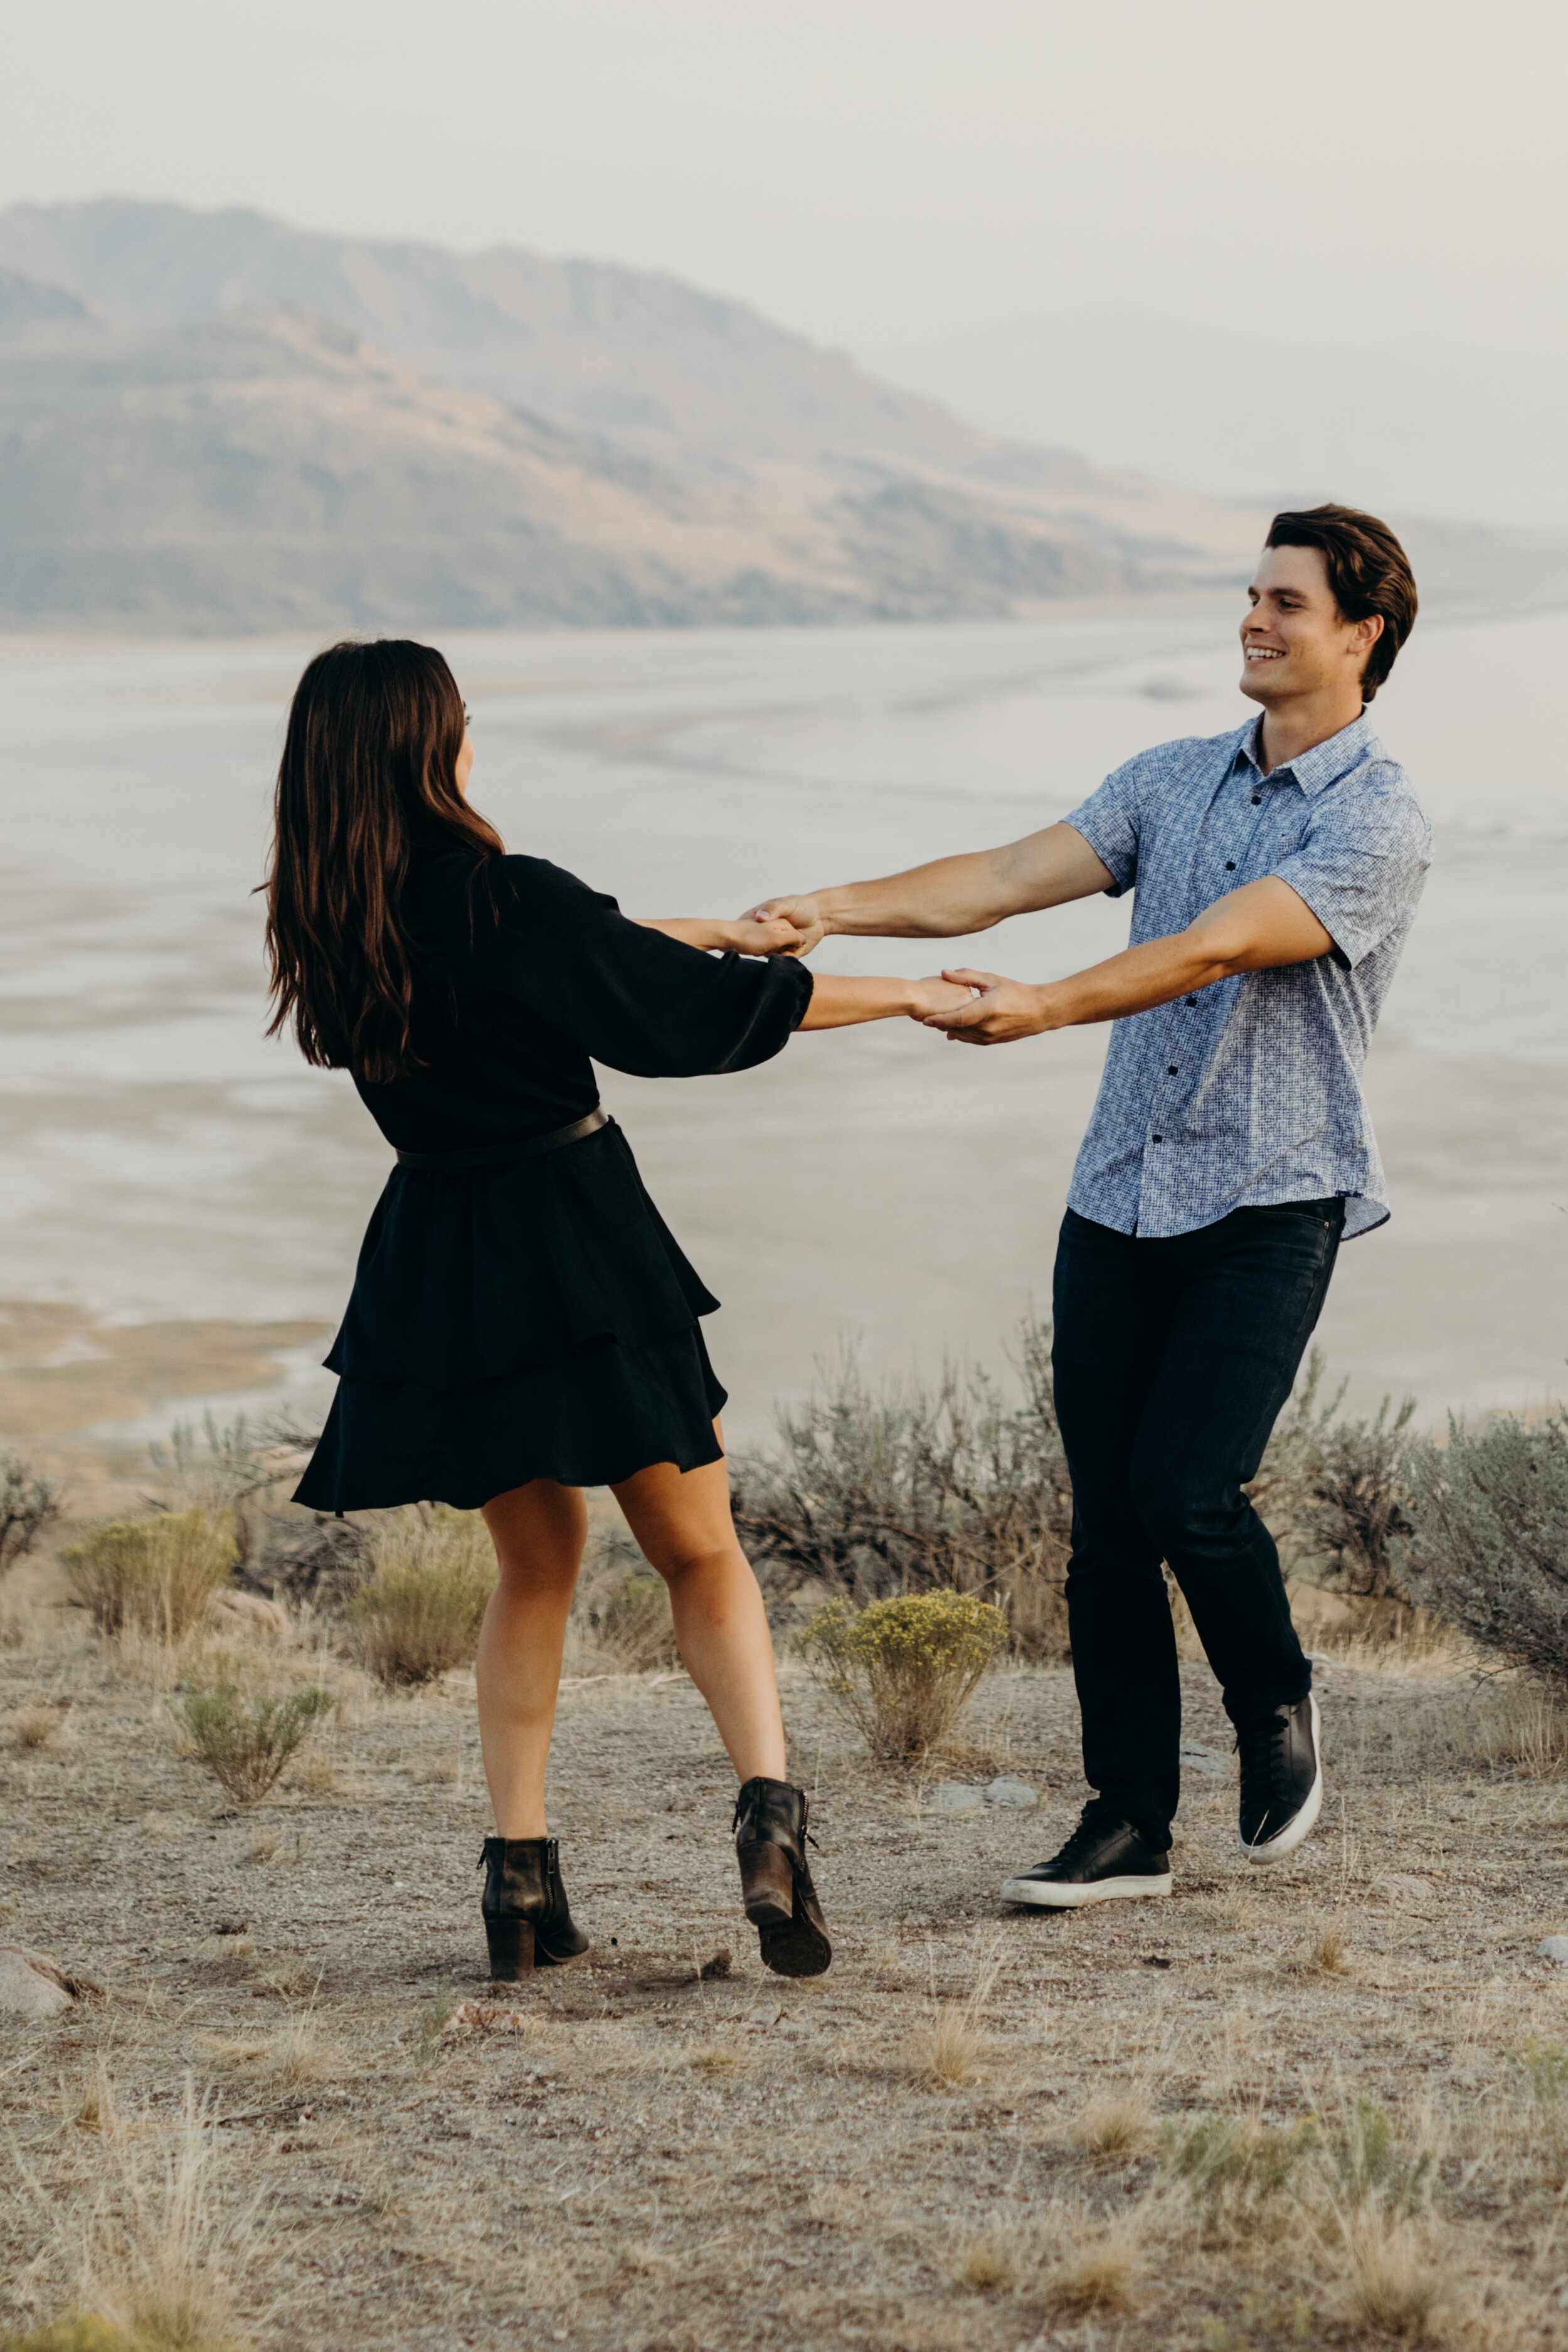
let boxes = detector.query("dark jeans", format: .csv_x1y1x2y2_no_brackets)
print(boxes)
1051,1197,1344,1846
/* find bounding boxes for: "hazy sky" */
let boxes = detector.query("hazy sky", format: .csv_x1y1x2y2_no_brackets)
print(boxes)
3,0,1564,358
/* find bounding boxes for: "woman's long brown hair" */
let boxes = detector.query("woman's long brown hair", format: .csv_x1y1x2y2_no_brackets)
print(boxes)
263,640,504,1083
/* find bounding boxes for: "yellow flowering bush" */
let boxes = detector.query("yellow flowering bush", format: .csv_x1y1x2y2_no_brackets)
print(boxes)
799,1589,1008,1761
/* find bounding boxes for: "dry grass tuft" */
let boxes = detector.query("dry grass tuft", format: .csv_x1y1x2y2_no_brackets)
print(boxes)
1041,2221,1140,2318
1343,2222,1444,2338
242,1832,278,1865
11,1704,63,1750
268,2012,342,2085
72,2058,122,2138
909,2002,987,2086
194,1935,253,1962
199,2012,339,2085
419,1748,462,1785
290,1751,337,1794
64,2077,258,2351
682,2040,743,2074
807,2184,871,2228
1070,2093,1154,2158
946,2222,1020,2293
1283,1919,1350,1977
1197,1891,1262,1933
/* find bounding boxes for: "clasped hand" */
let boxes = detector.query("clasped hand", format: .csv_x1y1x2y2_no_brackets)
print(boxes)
921,969,1050,1044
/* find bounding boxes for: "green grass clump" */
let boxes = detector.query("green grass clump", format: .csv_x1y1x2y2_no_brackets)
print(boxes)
176,1681,336,1804
61,1512,235,1643
1163,2114,1317,2242
799,1589,1007,1761
349,1508,496,1685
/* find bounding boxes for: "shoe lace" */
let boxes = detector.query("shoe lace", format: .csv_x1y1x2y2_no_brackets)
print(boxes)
1052,1804,1117,1870
1235,1713,1293,1811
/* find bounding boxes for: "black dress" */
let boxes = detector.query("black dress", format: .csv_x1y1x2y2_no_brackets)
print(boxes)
292,850,813,1512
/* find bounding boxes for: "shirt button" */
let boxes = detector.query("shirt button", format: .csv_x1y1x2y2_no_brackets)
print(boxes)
1251,794,1262,805
1152,1133,1163,1143
1167,1064,1178,1075
1185,995,1197,1007
1225,860,1237,871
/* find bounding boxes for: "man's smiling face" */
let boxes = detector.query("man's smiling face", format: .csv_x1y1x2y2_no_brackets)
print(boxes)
1239,542,1381,709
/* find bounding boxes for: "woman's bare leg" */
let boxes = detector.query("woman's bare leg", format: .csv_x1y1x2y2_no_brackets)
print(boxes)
612,1422,787,1784
476,1480,588,1837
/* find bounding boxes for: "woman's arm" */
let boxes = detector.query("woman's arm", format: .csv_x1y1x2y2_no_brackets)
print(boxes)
798,973,973,1030
637,914,804,955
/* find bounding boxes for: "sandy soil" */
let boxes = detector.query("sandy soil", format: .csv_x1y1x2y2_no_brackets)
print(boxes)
4,1555,1568,2351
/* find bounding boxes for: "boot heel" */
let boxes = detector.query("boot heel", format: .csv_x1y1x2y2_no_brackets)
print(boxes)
484,1915,536,1981
739,1840,795,1928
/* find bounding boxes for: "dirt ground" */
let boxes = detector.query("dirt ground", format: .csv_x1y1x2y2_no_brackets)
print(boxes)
5,1533,1568,2352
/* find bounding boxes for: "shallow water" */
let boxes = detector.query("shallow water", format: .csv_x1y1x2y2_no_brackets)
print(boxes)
1,607,1564,1445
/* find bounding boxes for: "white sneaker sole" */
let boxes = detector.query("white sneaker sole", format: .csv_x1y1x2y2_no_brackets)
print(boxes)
1240,1692,1323,1866
1000,1872,1172,1909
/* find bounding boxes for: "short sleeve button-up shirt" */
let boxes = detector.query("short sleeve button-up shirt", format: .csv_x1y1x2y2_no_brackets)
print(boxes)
1063,709,1431,1241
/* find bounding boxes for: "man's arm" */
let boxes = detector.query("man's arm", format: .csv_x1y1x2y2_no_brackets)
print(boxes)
747,822,1115,955
638,914,803,955
928,876,1337,1044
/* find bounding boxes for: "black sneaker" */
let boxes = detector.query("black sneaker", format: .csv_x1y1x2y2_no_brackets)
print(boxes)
1237,1692,1323,1864
1000,1806,1172,1909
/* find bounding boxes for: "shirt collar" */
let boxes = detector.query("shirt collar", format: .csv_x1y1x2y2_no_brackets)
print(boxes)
1236,707,1382,798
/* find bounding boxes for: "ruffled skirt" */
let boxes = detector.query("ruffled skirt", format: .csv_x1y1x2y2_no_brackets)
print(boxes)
293,1120,729,1512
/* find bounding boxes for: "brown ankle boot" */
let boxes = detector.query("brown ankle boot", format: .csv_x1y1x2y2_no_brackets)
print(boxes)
733,1777,832,1978
479,1837,590,1980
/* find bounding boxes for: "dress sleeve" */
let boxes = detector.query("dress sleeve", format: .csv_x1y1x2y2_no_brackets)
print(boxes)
493,857,815,1076
1064,753,1145,899
1269,777,1433,969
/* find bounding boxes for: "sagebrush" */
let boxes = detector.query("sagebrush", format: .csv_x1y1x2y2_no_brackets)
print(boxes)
731,1324,1071,1658
0,1450,64,1574
1401,1410,1568,1685
800,1588,1008,1760
593,1571,679,1671
1248,1347,1416,1604
349,1508,497,1685
177,1678,336,1803
60,1511,236,1642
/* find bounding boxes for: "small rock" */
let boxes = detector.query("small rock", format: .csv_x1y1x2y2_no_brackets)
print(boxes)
1374,1874,1437,1902
207,1590,289,1638
744,2002,783,2030
699,1947,733,1981
1539,1936,1568,1966
1179,1743,1231,1777
931,1783,984,1814
983,1777,1039,1808
0,1945,75,2018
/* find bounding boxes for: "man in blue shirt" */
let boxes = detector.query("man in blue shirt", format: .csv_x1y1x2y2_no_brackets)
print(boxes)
751,504,1429,1909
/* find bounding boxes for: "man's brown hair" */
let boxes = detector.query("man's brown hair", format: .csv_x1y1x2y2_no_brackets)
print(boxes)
1265,503,1417,701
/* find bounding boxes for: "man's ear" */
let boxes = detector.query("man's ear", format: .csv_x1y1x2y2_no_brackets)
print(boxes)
1352,612,1384,658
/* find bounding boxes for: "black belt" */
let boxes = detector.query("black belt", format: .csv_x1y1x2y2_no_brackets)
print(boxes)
395,1108,609,1173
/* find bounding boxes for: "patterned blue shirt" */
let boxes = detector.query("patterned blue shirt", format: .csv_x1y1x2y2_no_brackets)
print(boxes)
1063,709,1431,1241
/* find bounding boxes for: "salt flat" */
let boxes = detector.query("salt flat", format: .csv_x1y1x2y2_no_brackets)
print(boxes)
0,606,1563,1461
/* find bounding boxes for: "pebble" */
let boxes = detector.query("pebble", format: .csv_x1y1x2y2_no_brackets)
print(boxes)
744,2002,784,2030
931,1782,985,1814
1374,1874,1438,1901
983,1777,1039,1808
1179,1743,1231,1777
1539,1936,1568,1966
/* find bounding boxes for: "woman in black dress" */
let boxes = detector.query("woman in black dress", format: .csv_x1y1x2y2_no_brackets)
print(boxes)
265,640,968,1983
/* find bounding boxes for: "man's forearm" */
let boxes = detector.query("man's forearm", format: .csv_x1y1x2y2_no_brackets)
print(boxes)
810,847,1019,940
1036,931,1236,1029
